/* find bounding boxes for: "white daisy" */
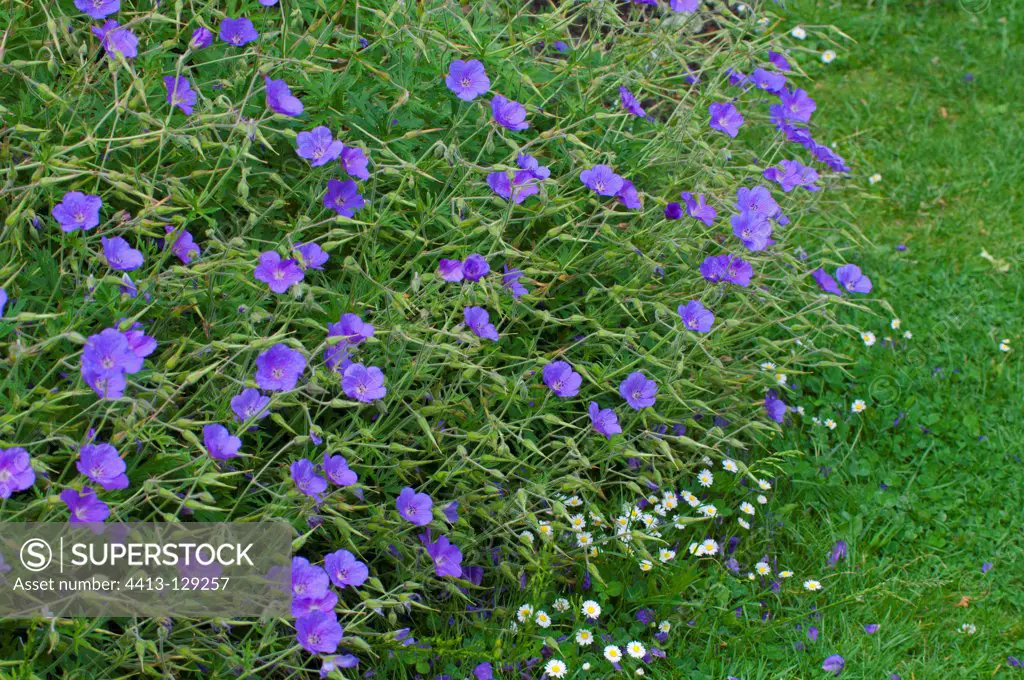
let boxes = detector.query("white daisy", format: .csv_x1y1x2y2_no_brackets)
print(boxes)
755,561,771,576
520,531,534,543
722,458,739,473
565,495,583,507
821,49,836,63
804,579,822,591
960,623,976,635
999,339,1011,352
868,173,882,185
775,372,788,386
757,478,772,491
737,518,750,529
791,26,807,39
662,492,678,510
568,514,586,531
811,416,821,425
538,522,552,538
581,600,601,619
861,331,876,347
795,405,806,415
516,604,534,622
639,559,653,572
576,629,594,646
603,645,622,662
780,570,793,579
698,538,719,556
698,504,718,518
659,548,676,562
697,469,714,487
851,399,867,413
903,330,913,339
576,532,593,548
824,418,837,430
536,610,551,628
658,621,671,633
544,659,568,678
890,318,901,330
683,491,701,508
757,494,768,505
626,641,646,659
740,502,755,516
760,361,776,371
582,662,591,671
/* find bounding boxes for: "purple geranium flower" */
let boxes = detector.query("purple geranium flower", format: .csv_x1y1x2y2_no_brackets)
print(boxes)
438,259,465,282
462,254,490,281
265,76,304,116
617,180,642,210
52,191,102,232
678,300,715,333
81,327,150,399
190,26,214,49
443,501,459,523
750,68,786,93
61,487,110,523
700,254,752,286
328,313,375,347
487,171,539,204
340,146,370,180
75,0,119,19
619,86,646,118
811,268,842,295
665,202,683,220
164,226,200,264
254,344,306,392
296,611,343,655
397,487,433,526
474,662,494,680
709,102,744,137
681,192,717,226
553,41,570,52
764,390,787,423
620,372,658,410
0,288,7,318
542,361,582,397
502,264,528,298
822,655,845,676
341,363,386,403
464,306,499,342
297,126,344,167
164,76,197,115
864,624,880,634
491,95,529,131
219,17,259,47
768,50,792,71
669,0,699,11
731,212,774,251
445,59,490,101
77,443,128,490
324,549,369,589
323,453,358,487
92,21,139,59
423,533,463,578
736,186,780,219
254,251,304,293
323,179,365,217
292,556,330,599
835,264,872,294
203,424,242,460
231,388,271,423
779,88,816,123
580,165,624,197
291,458,328,499
0,448,36,499
101,236,143,271
292,590,338,618
294,242,329,270
588,402,621,439
828,540,848,567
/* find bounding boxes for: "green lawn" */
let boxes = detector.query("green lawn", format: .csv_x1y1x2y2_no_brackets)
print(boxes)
698,1,1024,678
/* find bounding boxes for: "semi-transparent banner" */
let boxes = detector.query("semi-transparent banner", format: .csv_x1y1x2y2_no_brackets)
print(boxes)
0,522,291,618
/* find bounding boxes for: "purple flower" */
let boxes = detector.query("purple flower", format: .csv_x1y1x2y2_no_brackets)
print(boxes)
464,306,499,342
297,126,344,167
77,443,128,490
438,259,465,282
203,424,242,460
254,251,304,293
327,313,375,347
580,165,624,197
443,501,460,523
164,76,197,115
342,363,386,402
779,88,816,123
422,533,463,578
982,562,993,574
294,242,329,270
324,549,369,588
102,236,143,271
292,556,330,599
91,21,139,59
323,179,366,217
259,0,279,5
291,458,328,499
265,77,304,116
0,448,35,499
764,160,819,192
474,662,494,680
487,171,539,204
293,590,338,618
736,186,780,219
323,454,358,487
553,41,570,53
445,59,490,101
665,202,683,220
620,372,658,410
750,68,786,93
619,86,646,118
516,153,550,181
700,254,752,286
681,192,717,226
190,27,214,49
822,655,845,676
764,390,787,423
231,388,271,423
61,487,110,523
491,95,529,131
709,102,744,137
502,265,528,299
835,264,872,294
254,344,306,392
678,300,715,333
542,361,582,397
219,17,259,47
463,254,490,281
617,180,642,210
811,268,842,296
768,50,792,71
75,0,119,19
397,487,433,526
828,540,848,567
164,226,200,264
296,611,343,654
863,624,880,634
1008,657,1022,669
669,0,699,11
81,327,152,399
808,626,819,642
588,402,621,439
731,211,773,251
340,146,370,180
52,191,102,232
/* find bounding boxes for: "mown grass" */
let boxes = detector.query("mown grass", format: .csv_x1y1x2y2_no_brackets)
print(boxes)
701,1,1024,678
